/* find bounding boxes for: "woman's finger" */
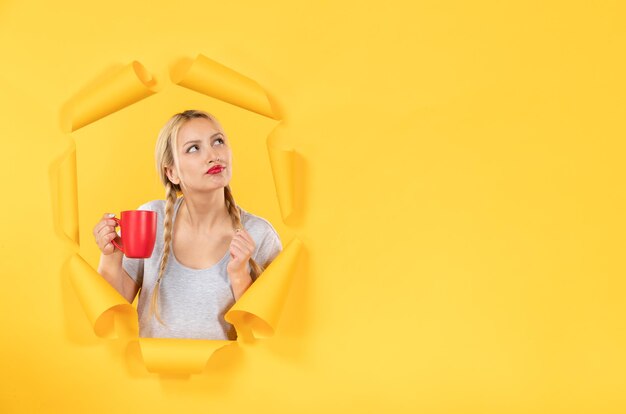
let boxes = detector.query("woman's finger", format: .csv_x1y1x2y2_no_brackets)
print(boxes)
98,232,116,248
96,225,117,241
232,237,252,253
233,239,254,255
230,243,244,260
231,240,251,258
93,220,107,237
94,219,117,239
230,242,242,254
95,214,115,229
97,229,119,252
102,237,114,250
234,231,255,251
237,228,255,246
93,214,119,255
96,224,110,239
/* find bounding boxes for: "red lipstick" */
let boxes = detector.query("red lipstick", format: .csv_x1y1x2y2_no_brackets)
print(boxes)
207,166,224,174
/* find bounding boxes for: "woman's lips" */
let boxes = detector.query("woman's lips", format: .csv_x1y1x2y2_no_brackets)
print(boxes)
207,166,224,174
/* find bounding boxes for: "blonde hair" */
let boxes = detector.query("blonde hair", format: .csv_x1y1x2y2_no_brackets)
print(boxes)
150,109,264,325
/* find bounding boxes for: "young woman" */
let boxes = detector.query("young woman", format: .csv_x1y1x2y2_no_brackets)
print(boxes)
92,109,282,340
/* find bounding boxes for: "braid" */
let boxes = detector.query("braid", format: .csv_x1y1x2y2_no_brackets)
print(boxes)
149,180,177,325
224,185,264,281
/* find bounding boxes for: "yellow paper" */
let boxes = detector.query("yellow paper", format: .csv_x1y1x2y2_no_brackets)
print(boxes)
225,237,304,339
68,238,303,372
61,57,300,374
172,54,279,120
267,124,297,223
68,254,137,339
60,61,158,132
5,1,624,410
57,145,79,244
133,338,236,375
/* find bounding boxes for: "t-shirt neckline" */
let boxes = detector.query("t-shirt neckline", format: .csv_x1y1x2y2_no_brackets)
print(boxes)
169,196,232,273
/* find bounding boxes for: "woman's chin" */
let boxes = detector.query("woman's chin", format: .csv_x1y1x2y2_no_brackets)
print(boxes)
195,180,230,191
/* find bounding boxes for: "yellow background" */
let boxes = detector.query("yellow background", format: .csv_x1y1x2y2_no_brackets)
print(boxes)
1,0,625,412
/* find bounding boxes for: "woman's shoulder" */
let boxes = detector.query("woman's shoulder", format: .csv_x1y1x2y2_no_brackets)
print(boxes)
239,206,280,240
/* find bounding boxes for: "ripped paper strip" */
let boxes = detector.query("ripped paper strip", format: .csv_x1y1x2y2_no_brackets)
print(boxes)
130,338,237,375
68,254,138,339
267,125,296,222
225,238,303,340
172,54,279,120
60,61,157,132
69,238,303,373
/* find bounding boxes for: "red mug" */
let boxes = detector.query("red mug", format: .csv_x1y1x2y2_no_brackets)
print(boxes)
110,210,157,258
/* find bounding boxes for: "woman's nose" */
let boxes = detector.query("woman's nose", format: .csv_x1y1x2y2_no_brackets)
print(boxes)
206,148,221,163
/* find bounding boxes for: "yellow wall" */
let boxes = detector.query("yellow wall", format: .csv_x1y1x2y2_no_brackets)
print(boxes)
1,1,625,412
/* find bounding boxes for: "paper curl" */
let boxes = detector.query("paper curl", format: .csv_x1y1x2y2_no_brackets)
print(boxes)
60,61,157,132
172,54,279,120
68,254,137,339
226,237,303,340
131,338,236,375
267,125,297,222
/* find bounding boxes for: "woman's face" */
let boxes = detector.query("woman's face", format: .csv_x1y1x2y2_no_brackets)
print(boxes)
166,117,233,192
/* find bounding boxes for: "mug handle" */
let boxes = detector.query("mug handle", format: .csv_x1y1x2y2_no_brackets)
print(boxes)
110,217,125,254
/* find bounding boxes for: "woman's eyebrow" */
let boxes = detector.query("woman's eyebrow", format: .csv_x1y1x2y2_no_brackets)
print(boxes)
183,133,223,146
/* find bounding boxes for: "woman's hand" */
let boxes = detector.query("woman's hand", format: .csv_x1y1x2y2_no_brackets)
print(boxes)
93,213,122,255
227,228,255,300
226,228,256,275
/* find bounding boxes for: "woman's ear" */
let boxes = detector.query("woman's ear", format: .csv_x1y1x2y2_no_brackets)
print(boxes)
165,166,180,185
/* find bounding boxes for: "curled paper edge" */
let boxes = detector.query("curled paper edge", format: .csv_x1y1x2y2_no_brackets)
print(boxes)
267,127,296,222
171,54,279,120
225,237,304,339
68,254,138,339
60,61,157,133
130,337,237,375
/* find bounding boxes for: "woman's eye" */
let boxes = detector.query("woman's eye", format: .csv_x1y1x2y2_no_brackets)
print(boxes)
213,138,225,146
187,145,199,153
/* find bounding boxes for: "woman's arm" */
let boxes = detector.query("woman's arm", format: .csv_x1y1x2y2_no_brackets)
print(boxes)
97,250,140,304
228,269,253,301
227,228,256,300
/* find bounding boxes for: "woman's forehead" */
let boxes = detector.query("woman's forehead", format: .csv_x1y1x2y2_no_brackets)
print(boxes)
177,118,222,144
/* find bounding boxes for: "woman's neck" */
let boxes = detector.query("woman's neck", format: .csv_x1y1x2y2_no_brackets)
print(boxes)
179,189,231,233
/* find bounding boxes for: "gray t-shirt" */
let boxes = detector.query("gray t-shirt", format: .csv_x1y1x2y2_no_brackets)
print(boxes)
122,197,282,340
